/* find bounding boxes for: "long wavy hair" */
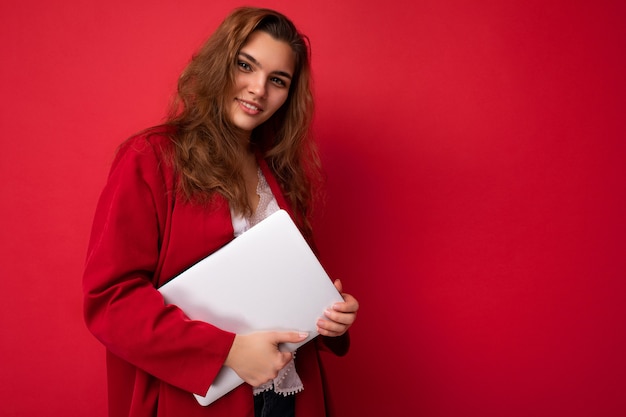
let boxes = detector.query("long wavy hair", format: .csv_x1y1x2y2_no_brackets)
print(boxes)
164,7,321,234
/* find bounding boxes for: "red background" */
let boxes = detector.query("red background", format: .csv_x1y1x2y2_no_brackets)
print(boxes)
1,1,625,416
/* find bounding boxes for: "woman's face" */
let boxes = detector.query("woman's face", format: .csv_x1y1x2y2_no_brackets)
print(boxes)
227,31,295,136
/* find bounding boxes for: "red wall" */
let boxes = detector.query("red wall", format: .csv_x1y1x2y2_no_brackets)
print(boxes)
1,1,625,416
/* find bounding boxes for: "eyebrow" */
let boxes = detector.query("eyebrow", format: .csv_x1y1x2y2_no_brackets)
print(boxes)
238,52,293,80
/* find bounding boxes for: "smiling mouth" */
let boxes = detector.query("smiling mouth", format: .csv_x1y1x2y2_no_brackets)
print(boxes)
237,99,263,112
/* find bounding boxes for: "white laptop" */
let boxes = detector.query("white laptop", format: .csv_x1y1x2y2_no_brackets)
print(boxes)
158,209,343,406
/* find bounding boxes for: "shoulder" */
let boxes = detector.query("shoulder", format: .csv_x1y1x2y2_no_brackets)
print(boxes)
110,126,177,176
115,126,175,165
106,125,178,192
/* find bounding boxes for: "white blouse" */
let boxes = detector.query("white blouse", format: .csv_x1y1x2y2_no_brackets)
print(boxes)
229,168,304,397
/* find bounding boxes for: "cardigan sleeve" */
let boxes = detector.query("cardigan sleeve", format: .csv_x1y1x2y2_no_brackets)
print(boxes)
82,136,234,396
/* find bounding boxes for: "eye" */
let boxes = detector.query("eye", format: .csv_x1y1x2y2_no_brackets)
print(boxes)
237,61,252,71
270,77,288,87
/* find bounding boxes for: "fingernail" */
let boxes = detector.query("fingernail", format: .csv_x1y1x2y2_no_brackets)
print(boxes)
299,332,309,338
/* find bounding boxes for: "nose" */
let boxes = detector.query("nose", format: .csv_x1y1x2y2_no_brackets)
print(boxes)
248,74,266,98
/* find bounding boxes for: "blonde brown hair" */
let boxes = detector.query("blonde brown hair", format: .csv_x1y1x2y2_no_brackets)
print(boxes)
165,7,321,233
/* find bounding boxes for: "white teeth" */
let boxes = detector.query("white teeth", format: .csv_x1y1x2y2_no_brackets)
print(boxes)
240,101,259,111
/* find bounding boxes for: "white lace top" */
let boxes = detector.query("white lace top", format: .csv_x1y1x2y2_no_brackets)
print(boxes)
230,168,304,397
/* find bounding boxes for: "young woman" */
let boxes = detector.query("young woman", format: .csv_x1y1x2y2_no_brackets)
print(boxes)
83,7,358,417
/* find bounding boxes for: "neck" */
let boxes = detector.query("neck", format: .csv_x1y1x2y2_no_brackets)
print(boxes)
233,125,252,146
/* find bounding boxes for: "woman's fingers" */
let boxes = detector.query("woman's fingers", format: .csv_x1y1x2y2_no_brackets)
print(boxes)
225,331,308,386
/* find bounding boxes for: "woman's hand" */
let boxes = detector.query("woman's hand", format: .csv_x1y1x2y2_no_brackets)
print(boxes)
316,279,359,337
224,331,308,387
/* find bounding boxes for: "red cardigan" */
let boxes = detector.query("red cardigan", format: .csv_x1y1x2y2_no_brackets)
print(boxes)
83,130,348,417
